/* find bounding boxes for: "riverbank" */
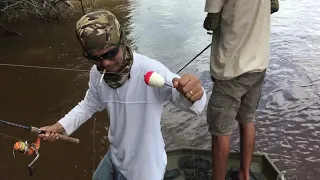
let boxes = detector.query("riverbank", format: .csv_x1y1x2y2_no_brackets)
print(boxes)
0,0,133,38
0,0,98,22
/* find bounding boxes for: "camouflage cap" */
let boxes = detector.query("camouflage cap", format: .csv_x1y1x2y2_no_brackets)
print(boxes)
76,10,122,54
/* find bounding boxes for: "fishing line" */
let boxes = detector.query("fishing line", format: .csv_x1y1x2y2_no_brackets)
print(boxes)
0,132,23,142
192,136,195,180
0,40,212,75
0,119,79,143
0,63,89,72
176,42,212,180
172,42,212,179
176,43,211,74
0,133,21,169
79,0,85,15
92,114,96,173
176,31,212,74
0,63,129,75
0,39,212,178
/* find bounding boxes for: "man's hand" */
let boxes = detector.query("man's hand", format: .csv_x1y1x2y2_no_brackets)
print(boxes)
172,74,204,103
38,122,66,142
271,0,279,14
203,12,221,31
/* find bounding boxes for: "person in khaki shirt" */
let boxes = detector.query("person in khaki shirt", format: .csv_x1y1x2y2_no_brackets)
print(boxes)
203,0,279,180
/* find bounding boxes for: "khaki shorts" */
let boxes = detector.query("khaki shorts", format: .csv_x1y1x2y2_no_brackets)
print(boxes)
207,70,266,136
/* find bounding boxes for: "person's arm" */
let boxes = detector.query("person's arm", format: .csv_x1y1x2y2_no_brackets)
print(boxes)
151,62,206,115
58,66,105,135
203,0,225,31
204,0,225,13
166,75,206,115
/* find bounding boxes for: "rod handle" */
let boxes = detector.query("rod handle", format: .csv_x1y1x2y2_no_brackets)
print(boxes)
30,126,80,144
56,134,80,144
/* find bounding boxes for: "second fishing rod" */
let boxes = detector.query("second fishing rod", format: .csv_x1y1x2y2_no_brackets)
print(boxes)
176,31,212,74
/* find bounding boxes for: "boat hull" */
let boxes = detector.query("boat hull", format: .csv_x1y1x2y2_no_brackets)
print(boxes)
165,147,284,180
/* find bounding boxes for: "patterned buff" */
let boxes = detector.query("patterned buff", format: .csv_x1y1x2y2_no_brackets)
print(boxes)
75,10,133,88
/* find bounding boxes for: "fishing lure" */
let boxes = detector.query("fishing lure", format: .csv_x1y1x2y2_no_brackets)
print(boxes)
12,137,41,176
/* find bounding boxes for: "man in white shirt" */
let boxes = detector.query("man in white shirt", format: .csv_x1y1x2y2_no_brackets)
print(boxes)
38,10,207,180
203,0,277,179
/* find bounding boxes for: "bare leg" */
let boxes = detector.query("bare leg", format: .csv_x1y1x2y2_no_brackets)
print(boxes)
211,135,230,180
239,122,255,180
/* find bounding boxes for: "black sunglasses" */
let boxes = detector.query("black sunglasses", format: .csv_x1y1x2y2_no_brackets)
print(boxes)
85,46,120,62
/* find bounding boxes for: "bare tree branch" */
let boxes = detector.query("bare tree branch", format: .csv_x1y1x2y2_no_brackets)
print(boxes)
0,1,22,12
0,0,100,26
0,23,22,36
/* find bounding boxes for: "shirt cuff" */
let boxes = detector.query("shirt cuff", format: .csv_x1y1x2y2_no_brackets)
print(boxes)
58,117,74,136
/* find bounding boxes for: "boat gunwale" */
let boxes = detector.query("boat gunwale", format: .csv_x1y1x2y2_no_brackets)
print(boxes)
165,147,282,176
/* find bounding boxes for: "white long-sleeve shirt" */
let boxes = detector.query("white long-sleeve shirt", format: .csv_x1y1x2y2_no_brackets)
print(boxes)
58,52,207,180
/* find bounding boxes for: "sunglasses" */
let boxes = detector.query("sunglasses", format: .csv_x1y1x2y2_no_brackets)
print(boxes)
85,46,120,62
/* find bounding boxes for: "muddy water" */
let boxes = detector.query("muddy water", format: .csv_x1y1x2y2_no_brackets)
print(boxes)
0,0,319,179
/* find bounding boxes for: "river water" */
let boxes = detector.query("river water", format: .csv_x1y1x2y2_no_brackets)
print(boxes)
0,0,319,179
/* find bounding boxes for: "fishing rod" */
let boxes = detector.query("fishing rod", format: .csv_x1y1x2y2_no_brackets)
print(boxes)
176,31,213,74
176,43,211,74
0,119,79,176
13,137,41,176
0,119,79,144
79,0,85,15
145,31,213,87
1,131,42,176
